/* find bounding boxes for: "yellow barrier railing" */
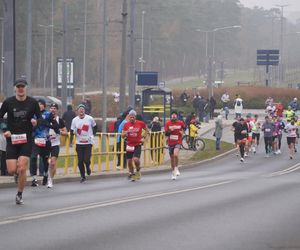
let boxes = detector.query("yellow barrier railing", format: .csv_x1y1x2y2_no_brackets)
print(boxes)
59,131,165,175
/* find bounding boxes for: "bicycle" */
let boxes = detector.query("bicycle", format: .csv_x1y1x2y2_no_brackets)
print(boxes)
181,133,205,151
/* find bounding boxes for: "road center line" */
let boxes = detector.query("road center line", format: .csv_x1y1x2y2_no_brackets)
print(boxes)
264,162,300,177
0,180,233,226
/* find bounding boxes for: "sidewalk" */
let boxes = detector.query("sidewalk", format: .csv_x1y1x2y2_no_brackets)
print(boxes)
0,110,257,188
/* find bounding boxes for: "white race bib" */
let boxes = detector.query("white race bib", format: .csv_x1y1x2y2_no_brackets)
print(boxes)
11,134,27,145
126,145,135,152
34,138,46,147
79,135,89,143
265,128,271,132
170,135,179,141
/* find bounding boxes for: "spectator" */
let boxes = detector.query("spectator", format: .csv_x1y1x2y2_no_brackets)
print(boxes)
180,89,189,106
289,97,299,111
265,97,274,108
82,96,92,115
221,91,230,108
209,96,217,119
214,115,223,150
234,94,243,119
62,104,76,146
149,117,162,162
198,97,206,122
192,93,201,114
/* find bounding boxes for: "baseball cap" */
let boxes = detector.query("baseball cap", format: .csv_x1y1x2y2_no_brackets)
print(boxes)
14,79,28,87
128,109,137,117
77,103,86,109
50,103,58,109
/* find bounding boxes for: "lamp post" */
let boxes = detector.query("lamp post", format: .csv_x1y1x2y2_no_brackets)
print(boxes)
139,10,146,71
38,24,53,90
0,17,4,94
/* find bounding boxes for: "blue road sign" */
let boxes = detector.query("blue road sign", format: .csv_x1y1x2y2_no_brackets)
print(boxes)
256,49,279,66
136,71,158,86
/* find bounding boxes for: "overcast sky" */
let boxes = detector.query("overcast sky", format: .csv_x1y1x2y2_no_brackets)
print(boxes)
239,0,300,12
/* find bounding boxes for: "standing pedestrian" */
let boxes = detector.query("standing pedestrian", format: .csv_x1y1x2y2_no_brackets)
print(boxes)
209,96,217,119
0,79,41,204
71,104,97,183
122,110,149,181
149,116,162,163
62,104,76,146
48,103,68,188
221,91,230,109
234,95,243,119
165,110,185,180
214,115,223,150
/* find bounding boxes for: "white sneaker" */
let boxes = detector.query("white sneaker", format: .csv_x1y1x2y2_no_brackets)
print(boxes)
240,157,244,162
277,149,281,154
172,171,177,180
244,153,248,157
47,177,53,188
175,167,180,176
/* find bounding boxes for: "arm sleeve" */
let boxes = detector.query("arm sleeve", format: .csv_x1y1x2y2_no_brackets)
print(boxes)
0,100,8,119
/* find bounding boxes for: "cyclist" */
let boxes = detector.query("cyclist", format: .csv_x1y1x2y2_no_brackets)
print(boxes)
0,79,41,205
48,103,68,188
165,110,185,180
122,110,149,181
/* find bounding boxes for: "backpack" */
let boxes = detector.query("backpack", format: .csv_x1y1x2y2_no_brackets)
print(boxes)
236,100,241,106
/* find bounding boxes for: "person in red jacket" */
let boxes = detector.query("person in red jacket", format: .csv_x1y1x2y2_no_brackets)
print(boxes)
165,110,185,180
122,110,149,181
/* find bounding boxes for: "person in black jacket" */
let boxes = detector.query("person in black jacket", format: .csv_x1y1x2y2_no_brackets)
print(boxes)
62,104,76,145
209,96,217,119
149,117,162,163
235,118,249,163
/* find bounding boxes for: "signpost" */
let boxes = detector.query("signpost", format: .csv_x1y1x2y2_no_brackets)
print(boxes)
57,57,74,103
257,50,279,87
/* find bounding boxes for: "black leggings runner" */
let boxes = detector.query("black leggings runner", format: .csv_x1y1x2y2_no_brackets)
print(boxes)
76,144,92,179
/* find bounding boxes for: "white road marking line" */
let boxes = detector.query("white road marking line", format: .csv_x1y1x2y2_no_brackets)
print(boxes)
264,162,300,177
0,180,233,226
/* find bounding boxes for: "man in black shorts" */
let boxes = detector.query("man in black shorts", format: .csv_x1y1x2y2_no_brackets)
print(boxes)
0,79,41,204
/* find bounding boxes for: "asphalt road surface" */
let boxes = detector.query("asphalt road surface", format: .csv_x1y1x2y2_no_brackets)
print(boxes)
0,143,300,250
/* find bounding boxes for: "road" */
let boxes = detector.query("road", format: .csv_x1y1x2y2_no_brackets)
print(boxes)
0,142,300,250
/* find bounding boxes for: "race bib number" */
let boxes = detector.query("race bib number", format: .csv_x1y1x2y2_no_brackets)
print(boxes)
170,135,179,141
126,145,135,152
79,136,89,143
49,134,56,141
34,138,46,147
11,134,27,145
241,130,247,134
265,128,271,132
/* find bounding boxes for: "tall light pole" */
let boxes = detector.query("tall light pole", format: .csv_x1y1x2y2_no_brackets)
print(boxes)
276,4,288,85
38,24,53,90
0,17,4,94
50,0,54,96
139,10,145,71
82,0,87,100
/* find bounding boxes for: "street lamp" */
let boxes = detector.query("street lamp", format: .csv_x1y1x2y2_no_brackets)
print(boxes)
139,10,146,71
38,24,53,90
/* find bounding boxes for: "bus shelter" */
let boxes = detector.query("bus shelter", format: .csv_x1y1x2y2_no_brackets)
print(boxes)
141,87,172,125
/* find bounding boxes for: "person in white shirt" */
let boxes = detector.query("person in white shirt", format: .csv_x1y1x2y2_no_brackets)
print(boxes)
285,118,298,160
221,91,230,108
71,103,97,183
48,103,68,188
234,94,243,119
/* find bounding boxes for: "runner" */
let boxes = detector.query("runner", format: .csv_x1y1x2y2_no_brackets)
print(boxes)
262,116,274,157
70,104,97,183
30,99,60,187
48,103,68,188
164,110,185,179
235,118,248,163
276,116,285,154
0,79,41,204
251,114,261,153
122,110,149,181
284,117,298,160
231,117,240,155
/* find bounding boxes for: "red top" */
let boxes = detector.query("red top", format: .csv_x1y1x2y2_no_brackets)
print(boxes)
165,119,185,145
123,120,147,146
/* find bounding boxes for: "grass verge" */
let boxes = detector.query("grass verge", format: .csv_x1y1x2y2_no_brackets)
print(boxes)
190,139,235,161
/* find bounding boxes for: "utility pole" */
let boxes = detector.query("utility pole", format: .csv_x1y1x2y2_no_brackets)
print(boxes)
276,4,288,86
82,0,87,100
139,10,145,71
128,0,136,108
61,1,67,113
26,0,32,93
101,0,108,133
0,17,4,94
50,0,54,96
207,56,213,99
119,0,127,113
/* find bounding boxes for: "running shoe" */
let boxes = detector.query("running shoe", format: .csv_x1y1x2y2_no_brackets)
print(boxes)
15,194,23,205
290,156,293,160
172,171,177,180
86,166,91,176
175,167,180,176
135,171,141,180
240,157,244,162
47,177,53,188
80,177,86,183
127,173,134,180
31,179,39,187
277,149,281,154
42,176,48,186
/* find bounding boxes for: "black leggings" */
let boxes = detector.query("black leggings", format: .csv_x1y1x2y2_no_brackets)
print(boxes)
239,143,245,158
278,134,282,149
264,137,272,154
76,144,92,178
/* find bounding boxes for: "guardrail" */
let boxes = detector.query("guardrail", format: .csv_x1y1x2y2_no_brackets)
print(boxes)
60,131,166,175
